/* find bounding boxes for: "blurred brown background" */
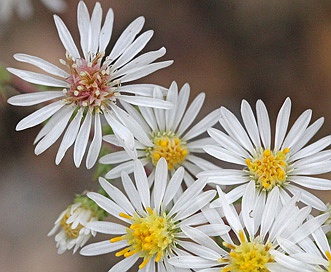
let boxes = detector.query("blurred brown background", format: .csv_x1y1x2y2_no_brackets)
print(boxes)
1,0,331,271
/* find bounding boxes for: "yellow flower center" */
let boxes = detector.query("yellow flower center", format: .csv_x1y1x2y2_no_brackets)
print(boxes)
60,210,83,239
148,132,189,170
111,207,176,269
219,230,273,272
63,53,115,112
326,251,331,272
246,148,290,191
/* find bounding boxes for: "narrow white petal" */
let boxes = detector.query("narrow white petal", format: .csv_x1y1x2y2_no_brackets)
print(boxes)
34,106,74,155
207,128,250,158
55,108,83,165
139,106,157,131
74,112,92,167
87,192,129,222
104,111,137,159
112,30,154,70
121,171,144,214
89,2,102,55
110,104,152,146
77,1,90,59
153,158,168,212
274,97,291,150
108,255,138,272
186,138,217,152
286,185,327,211
186,155,219,171
204,145,246,165
168,256,218,269
172,83,190,131
153,87,166,131
99,8,114,53
8,68,68,87
175,191,216,221
290,117,324,155
292,160,331,175
183,108,220,141
87,221,126,235
256,99,271,149
165,81,178,131
117,47,167,75
241,100,261,149
120,101,150,133
177,92,205,137
282,109,312,149
99,151,131,164
290,135,331,162
134,160,150,209
14,53,69,78
86,113,102,169
119,61,173,83
80,240,126,256
98,177,135,215
163,167,184,207
105,160,135,179
16,100,64,130
217,186,243,234
53,15,80,58
242,180,256,237
8,91,64,106
220,106,255,153
289,176,331,190
260,186,279,239
118,83,168,96
108,16,145,61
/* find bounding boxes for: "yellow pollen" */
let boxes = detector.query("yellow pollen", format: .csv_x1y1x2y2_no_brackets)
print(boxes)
221,230,273,272
246,148,290,191
113,207,176,268
59,210,83,239
148,133,189,170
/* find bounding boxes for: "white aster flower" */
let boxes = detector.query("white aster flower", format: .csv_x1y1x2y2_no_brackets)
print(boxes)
80,158,218,271
199,97,331,210
100,81,220,187
0,0,66,22
7,1,173,168
168,180,329,272
48,195,106,254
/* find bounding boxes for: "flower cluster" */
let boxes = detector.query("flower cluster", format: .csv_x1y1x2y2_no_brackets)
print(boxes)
5,1,331,272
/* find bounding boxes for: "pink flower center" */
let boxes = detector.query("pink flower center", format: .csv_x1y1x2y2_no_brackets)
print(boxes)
64,54,115,112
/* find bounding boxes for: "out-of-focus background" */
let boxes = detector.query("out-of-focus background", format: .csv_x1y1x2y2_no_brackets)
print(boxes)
1,0,331,271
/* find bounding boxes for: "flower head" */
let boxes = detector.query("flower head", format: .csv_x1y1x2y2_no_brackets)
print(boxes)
80,158,217,271
199,97,331,210
48,194,107,254
100,82,220,187
168,181,329,271
7,1,173,168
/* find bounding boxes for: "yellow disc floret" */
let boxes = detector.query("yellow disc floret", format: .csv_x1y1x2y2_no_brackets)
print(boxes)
111,207,176,269
60,209,84,239
219,230,273,272
326,251,331,272
147,132,189,170
246,148,290,191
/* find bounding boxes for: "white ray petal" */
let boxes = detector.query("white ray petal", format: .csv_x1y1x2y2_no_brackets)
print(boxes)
8,91,64,106
99,8,114,53
108,16,145,61
256,99,271,149
16,100,64,130
55,108,83,165
86,113,102,169
74,112,92,167
54,15,80,58
8,68,68,87
14,53,69,78
274,97,291,150
241,99,261,149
